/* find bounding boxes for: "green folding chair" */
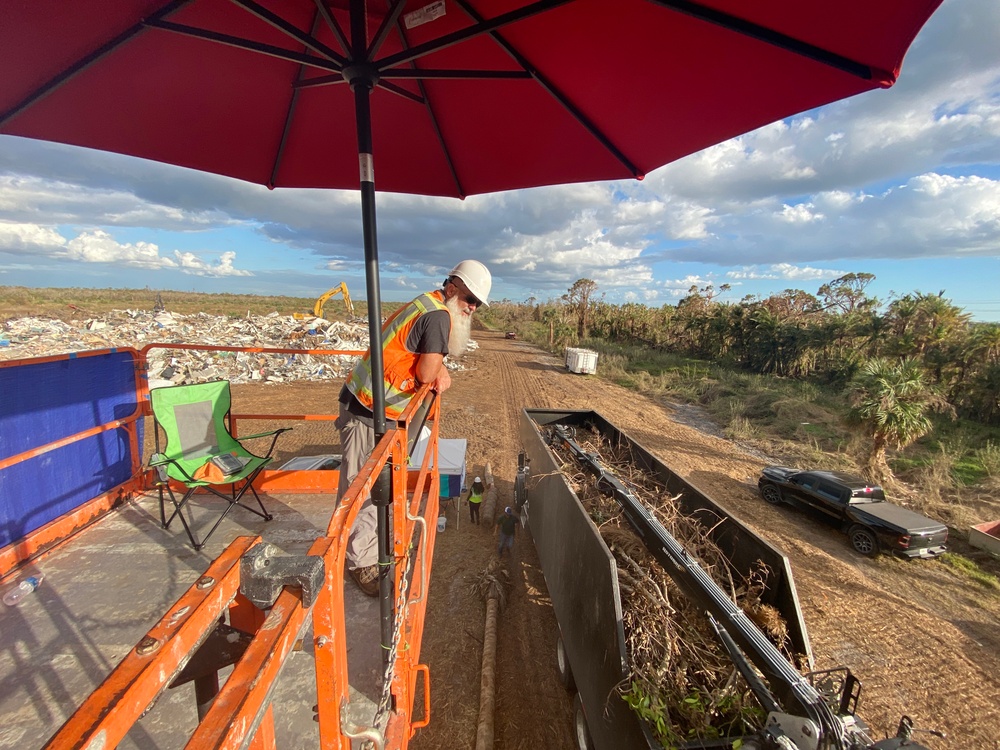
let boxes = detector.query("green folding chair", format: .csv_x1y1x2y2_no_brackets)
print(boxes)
148,380,291,550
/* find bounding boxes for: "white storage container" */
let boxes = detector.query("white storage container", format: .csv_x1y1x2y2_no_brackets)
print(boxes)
565,347,598,374
970,520,1000,557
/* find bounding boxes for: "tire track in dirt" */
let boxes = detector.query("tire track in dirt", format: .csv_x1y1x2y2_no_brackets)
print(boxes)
413,333,575,750
464,336,575,750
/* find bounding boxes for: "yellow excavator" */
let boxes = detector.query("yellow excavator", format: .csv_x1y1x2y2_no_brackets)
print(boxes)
294,281,354,320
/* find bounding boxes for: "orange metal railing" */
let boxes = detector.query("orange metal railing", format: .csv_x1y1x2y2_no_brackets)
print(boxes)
1,342,441,749
42,387,440,750
0,342,365,575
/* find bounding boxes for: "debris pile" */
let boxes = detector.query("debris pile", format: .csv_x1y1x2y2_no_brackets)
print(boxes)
549,429,788,746
1,309,478,385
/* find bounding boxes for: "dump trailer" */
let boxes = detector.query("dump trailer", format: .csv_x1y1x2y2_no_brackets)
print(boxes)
518,408,937,750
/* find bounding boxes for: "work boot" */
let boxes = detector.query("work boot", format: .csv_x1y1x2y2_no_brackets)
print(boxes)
349,565,380,597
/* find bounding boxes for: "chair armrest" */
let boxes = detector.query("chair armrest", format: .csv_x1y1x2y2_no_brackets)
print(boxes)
148,453,199,483
238,426,294,441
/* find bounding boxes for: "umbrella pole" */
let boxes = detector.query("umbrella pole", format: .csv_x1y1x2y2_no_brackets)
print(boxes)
348,18,395,665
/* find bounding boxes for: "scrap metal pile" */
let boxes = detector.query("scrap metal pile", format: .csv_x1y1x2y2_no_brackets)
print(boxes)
0,309,478,384
547,427,792,746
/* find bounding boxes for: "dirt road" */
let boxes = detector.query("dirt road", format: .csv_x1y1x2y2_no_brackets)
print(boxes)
240,330,999,750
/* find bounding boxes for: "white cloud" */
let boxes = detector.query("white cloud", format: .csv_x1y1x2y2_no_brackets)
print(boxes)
778,203,824,224
0,221,64,254
727,264,846,281
172,249,253,277
0,222,254,277
65,230,173,268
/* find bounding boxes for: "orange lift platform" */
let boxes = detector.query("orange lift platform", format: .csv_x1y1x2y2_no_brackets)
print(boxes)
0,343,442,749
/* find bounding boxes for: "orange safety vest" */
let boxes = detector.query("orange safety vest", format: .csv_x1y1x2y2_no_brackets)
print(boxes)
345,290,450,419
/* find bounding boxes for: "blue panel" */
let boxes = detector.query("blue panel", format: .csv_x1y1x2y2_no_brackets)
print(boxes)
440,474,463,498
0,351,142,548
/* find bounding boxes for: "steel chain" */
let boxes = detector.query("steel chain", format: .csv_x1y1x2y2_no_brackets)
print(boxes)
370,530,417,737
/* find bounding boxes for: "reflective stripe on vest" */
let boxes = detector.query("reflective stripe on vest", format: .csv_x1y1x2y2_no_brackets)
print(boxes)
345,291,449,419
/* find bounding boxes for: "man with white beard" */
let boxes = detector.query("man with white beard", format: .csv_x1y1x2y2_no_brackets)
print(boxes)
336,260,491,596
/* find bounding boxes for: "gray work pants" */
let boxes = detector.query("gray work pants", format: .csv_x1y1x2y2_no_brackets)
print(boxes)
336,403,377,570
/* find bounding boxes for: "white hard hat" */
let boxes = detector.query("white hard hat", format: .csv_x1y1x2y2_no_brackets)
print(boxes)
448,260,492,307
474,476,482,483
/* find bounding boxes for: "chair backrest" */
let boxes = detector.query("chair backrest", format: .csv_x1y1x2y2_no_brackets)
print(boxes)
150,381,240,482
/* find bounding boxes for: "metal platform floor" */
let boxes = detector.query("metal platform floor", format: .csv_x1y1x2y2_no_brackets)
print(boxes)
0,491,385,749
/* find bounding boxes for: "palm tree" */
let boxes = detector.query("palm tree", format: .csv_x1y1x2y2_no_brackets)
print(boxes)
951,323,1000,424
846,357,951,483
564,278,598,339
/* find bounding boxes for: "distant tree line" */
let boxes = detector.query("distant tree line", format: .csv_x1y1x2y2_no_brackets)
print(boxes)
485,272,1000,430
483,273,999,482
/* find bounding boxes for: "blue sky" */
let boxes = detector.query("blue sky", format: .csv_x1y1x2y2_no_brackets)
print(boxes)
0,0,998,321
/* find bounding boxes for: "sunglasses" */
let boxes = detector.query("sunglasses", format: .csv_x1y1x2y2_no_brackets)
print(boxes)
461,292,482,308
452,278,482,308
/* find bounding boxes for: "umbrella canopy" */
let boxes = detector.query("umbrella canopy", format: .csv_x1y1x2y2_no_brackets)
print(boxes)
2,0,941,199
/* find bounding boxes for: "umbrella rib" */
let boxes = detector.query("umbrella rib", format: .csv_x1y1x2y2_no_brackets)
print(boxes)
296,71,534,86
367,0,408,61
292,76,430,103
376,81,426,104
147,18,342,73
269,8,326,189
379,69,533,80
295,74,345,89
454,0,642,179
312,0,351,58
0,0,192,128
230,0,348,66
377,0,573,71
386,17,466,198
649,0,890,82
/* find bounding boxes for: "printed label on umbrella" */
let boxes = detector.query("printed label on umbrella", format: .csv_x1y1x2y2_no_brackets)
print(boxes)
404,1,446,30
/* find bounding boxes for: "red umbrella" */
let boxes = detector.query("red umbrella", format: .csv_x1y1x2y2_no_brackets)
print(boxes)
0,0,943,418
2,1,942,197
0,0,942,707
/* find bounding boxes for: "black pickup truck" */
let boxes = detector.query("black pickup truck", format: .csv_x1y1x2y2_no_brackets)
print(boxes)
758,467,948,558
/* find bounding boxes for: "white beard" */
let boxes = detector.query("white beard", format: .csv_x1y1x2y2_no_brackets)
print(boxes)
444,294,473,357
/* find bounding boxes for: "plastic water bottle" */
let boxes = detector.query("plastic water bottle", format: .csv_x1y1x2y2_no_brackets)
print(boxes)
3,574,44,606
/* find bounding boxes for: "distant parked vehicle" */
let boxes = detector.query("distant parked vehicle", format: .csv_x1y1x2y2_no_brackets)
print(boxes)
757,467,948,559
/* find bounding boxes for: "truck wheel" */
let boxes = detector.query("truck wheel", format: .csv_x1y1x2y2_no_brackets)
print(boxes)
556,635,575,691
760,483,782,505
573,693,595,750
849,525,879,557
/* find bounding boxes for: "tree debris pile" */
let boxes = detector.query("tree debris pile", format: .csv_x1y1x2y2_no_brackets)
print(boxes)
548,427,791,746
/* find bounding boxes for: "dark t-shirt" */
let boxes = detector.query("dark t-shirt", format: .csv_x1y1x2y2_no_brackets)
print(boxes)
339,299,450,419
498,513,520,536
